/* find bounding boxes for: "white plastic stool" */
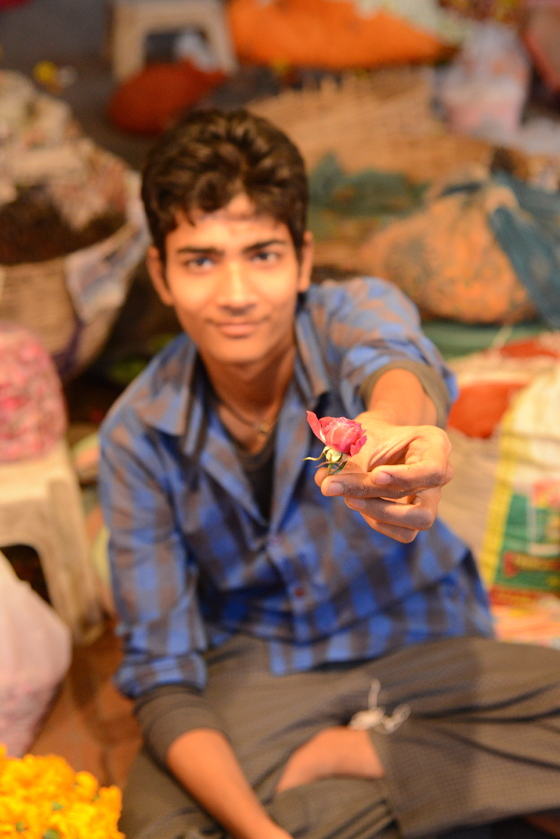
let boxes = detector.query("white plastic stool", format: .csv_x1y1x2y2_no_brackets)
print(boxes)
0,440,105,643
111,0,238,81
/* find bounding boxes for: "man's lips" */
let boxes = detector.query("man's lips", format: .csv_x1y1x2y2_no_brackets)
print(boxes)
213,320,261,337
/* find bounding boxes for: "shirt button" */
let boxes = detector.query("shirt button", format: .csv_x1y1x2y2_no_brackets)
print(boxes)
294,586,305,597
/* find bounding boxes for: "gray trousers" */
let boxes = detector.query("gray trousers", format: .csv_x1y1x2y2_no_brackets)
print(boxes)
120,635,560,839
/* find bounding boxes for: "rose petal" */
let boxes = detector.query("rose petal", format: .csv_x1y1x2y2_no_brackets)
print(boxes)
306,411,326,443
318,416,337,434
324,418,365,454
307,413,367,456
349,433,367,456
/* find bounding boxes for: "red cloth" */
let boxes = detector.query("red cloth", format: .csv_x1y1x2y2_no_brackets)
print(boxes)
448,338,560,439
448,381,527,439
107,60,227,136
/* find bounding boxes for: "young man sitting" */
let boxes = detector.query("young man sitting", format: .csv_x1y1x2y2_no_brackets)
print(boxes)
99,108,560,839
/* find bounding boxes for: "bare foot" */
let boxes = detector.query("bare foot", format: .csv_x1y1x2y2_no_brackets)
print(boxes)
276,726,384,794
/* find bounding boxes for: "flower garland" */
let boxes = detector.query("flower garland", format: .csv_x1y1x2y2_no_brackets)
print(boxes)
0,746,123,839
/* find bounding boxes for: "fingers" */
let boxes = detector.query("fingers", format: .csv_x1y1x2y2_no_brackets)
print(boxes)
345,488,440,538
319,462,450,500
313,425,452,542
356,515,420,544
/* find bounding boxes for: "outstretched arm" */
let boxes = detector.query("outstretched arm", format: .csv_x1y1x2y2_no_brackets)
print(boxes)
317,367,454,542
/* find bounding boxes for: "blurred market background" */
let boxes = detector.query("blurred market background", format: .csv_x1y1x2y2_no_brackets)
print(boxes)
4,0,560,793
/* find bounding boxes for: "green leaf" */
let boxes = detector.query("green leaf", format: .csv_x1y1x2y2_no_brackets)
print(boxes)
51,801,64,811
43,830,62,839
15,823,27,833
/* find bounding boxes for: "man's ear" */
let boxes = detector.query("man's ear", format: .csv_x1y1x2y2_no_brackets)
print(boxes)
297,231,314,293
147,245,174,306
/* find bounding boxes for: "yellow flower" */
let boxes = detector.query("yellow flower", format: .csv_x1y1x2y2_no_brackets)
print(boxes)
72,772,98,801
0,746,124,839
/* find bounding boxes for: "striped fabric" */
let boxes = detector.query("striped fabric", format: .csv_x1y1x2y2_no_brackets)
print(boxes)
99,277,493,700
123,634,560,839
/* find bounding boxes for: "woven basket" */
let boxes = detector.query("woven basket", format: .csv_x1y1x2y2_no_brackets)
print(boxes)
0,183,147,382
249,67,495,182
0,258,121,382
250,67,560,271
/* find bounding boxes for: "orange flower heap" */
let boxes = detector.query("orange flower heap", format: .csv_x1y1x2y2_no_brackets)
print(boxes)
0,745,123,839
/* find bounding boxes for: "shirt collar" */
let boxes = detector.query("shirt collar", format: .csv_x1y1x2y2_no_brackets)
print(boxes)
135,294,332,453
293,295,332,404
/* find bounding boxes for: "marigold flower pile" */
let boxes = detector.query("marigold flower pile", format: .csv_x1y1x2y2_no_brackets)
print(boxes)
0,745,124,839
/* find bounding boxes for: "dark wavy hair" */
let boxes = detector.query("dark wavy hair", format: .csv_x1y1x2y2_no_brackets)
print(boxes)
141,108,309,261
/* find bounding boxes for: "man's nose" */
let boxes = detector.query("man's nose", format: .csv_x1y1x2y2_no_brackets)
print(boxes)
218,260,255,308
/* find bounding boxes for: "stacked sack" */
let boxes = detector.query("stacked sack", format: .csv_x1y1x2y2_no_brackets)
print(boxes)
439,334,560,613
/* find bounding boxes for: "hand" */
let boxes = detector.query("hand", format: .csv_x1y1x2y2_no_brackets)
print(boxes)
316,415,453,543
275,726,384,794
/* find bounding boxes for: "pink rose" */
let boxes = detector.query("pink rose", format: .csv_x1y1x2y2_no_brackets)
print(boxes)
304,411,367,482
305,412,367,475
306,412,367,457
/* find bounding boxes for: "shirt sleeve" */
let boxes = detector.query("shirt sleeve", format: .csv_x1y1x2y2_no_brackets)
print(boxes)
98,409,210,699
135,684,227,767
307,277,458,421
358,360,451,429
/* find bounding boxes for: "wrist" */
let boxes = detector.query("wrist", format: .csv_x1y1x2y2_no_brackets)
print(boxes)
244,823,290,839
231,810,289,839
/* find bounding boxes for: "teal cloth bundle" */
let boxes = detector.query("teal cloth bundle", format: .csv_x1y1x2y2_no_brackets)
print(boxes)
489,173,560,330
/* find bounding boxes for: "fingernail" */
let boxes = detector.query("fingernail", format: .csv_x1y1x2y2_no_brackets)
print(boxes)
375,471,391,486
325,481,343,496
347,499,363,511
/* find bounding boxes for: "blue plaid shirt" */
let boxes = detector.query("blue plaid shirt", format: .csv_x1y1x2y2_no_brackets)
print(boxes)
99,278,492,699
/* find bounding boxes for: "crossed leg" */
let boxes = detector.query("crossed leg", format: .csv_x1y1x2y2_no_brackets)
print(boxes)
120,634,560,839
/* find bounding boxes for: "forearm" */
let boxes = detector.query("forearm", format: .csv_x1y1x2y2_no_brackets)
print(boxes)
363,368,438,427
167,728,289,839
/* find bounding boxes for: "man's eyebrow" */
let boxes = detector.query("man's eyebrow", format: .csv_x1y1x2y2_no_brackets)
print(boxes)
242,238,289,252
176,245,222,256
175,239,288,256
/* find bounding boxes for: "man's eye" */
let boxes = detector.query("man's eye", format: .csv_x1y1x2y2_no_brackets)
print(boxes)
252,250,278,263
186,256,213,269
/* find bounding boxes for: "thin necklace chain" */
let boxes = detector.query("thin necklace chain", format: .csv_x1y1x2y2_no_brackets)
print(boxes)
215,395,276,439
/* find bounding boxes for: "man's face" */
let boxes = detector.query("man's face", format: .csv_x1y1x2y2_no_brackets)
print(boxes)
148,193,313,372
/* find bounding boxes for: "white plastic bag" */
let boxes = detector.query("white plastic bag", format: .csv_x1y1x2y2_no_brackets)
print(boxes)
0,551,71,756
437,21,530,136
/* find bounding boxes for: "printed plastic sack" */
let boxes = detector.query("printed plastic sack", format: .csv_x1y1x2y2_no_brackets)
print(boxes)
0,551,71,756
478,364,560,606
438,334,560,607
